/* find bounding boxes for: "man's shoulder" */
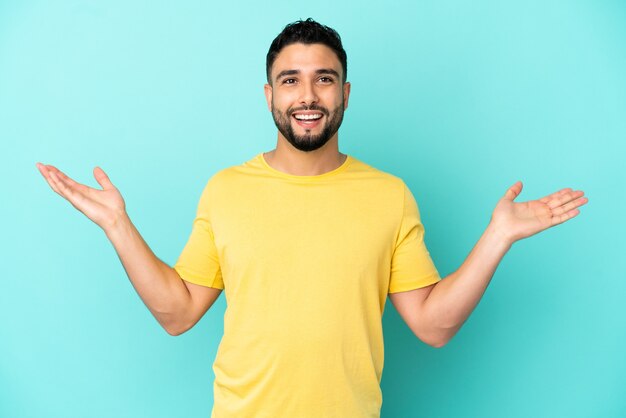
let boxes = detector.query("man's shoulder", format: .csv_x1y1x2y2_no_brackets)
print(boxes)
347,156,407,188
203,154,257,179
197,154,266,193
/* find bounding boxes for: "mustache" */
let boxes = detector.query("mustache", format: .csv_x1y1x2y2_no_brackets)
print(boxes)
288,104,329,117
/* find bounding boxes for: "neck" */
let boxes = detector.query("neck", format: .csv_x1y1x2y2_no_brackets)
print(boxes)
264,134,346,176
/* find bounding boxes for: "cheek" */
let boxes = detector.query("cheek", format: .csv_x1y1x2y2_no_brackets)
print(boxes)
272,93,294,111
325,89,344,108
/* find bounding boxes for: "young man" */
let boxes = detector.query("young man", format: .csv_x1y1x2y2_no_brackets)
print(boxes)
36,18,587,418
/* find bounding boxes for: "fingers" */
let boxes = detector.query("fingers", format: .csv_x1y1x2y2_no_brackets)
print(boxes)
503,181,523,201
36,163,63,196
93,166,114,190
46,165,84,191
547,189,588,226
37,163,104,194
539,188,572,204
550,195,588,216
547,190,586,210
551,207,582,226
37,163,86,205
48,167,77,201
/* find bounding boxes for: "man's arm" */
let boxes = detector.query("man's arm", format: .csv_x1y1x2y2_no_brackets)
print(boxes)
389,181,588,348
105,213,222,335
389,223,509,347
36,163,221,336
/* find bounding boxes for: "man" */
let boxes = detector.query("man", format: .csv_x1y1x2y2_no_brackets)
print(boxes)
36,18,587,418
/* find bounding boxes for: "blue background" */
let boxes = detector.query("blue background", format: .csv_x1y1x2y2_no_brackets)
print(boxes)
1,1,624,417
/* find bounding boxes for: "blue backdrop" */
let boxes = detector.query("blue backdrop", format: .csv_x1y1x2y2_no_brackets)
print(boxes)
1,1,624,417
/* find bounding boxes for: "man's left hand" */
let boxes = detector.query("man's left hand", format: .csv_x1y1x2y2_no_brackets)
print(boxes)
490,181,588,245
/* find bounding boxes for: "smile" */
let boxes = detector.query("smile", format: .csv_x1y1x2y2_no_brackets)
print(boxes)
291,112,324,129
293,113,323,120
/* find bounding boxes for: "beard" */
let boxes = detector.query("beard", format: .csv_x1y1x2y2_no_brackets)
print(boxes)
271,101,345,152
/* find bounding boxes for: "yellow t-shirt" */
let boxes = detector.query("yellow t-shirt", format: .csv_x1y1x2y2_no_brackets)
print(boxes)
174,153,441,418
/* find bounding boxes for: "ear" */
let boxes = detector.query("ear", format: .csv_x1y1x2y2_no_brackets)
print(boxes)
264,83,273,112
343,82,351,110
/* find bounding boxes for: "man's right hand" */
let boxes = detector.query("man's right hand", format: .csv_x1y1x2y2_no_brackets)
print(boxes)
35,162,221,335
36,163,126,232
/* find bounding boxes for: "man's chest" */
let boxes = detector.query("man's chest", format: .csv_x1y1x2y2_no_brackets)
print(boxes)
210,184,399,283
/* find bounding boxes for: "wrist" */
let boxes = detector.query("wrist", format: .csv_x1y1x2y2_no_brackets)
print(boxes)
104,209,132,239
485,221,515,250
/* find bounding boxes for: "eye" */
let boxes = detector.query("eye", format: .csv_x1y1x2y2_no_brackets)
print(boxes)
283,78,297,85
319,76,334,83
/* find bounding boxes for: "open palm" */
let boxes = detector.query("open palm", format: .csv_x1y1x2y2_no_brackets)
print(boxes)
36,163,126,231
491,181,588,244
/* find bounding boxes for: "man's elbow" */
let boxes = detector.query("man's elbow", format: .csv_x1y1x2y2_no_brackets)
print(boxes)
164,325,188,336
416,328,453,348
161,318,193,336
429,338,449,348
419,335,447,348
163,327,190,337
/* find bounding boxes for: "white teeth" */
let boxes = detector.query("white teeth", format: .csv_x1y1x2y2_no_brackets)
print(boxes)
294,113,322,120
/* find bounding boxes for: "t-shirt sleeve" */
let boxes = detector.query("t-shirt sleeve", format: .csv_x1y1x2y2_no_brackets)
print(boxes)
173,180,224,290
388,183,441,293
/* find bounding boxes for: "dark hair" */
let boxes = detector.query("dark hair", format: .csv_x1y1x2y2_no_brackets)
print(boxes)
266,18,347,84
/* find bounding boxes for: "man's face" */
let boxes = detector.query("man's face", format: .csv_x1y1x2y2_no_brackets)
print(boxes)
264,43,351,152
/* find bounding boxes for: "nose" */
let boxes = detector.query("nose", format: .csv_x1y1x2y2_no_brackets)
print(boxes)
298,80,318,107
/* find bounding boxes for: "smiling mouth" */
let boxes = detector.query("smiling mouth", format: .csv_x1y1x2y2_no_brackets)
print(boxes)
291,112,324,128
292,113,323,121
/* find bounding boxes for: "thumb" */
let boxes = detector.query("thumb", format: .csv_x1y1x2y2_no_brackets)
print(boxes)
503,180,523,201
93,166,115,190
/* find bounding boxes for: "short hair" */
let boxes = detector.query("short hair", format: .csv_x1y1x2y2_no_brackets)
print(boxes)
266,18,348,85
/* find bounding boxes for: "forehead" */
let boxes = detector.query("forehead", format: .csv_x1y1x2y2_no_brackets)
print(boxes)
272,43,342,78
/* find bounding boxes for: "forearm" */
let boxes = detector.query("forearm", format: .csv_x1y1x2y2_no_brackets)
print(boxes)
423,222,513,343
104,212,192,334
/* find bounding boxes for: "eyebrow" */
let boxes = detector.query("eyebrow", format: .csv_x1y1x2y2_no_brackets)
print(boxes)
275,68,341,82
